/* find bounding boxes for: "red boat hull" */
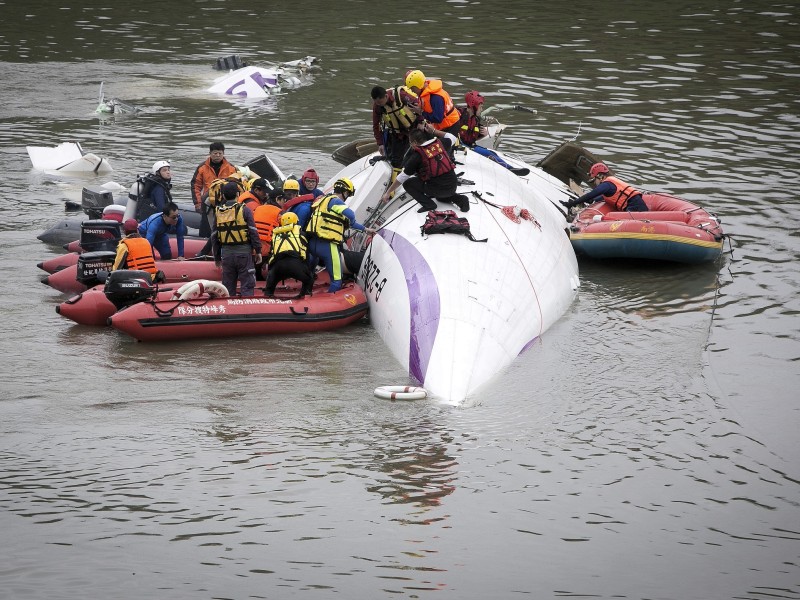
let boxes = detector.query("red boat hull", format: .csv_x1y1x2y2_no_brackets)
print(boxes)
568,193,724,264
43,259,222,294
109,280,369,342
56,285,181,326
62,237,207,257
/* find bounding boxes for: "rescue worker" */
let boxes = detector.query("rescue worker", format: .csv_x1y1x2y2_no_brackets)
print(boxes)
252,178,284,278
404,69,461,136
380,123,469,213
283,178,317,230
306,178,376,293
298,168,323,198
457,90,530,176
265,212,314,298
190,141,237,237
112,219,159,279
371,84,421,170
211,182,262,297
138,203,186,260
238,177,269,213
560,163,649,212
134,160,173,222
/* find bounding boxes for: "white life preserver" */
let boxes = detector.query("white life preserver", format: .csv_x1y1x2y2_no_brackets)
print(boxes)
373,386,427,401
172,279,230,300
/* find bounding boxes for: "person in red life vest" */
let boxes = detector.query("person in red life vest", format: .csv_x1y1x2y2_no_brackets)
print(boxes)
561,162,648,212
190,141,237,237
457,90,530,176
112,219,163,281
371,84,421,169
380,122,470,213
298,168,323,198
211,182,262,297
405,69,461,136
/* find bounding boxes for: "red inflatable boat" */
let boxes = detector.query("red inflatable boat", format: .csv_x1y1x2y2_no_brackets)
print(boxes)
568,193,724,264
109,278,369,342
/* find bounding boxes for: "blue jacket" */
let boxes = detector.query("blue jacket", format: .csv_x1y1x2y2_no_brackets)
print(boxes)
139,212,185,257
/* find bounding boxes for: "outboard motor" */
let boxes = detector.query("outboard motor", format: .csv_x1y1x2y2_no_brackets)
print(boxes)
79,219,122,252
81,187,115,219
214,54,247,71
103,270,156,310
76,251,117,288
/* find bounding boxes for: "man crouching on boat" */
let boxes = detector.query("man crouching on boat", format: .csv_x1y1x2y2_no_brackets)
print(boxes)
380,122,469,213
561,162,648,212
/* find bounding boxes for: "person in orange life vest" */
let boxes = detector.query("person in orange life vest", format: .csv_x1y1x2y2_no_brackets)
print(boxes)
251,179,287,279
211,182,262,297
371,85,421,168
298,168,323,198
112,219,159,278
237,178,268,213
380,123,470,213
561,162,648,212
190,141,237,237
404,69,461,136
457,90,530,177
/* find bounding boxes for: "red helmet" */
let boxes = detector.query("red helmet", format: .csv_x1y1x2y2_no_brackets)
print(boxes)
589,163,610,178
302,168,319,184
123,218,139,234
465,90,484,110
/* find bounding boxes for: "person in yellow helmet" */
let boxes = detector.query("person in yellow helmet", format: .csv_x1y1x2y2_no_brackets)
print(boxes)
405,69,461,136
264,211,314,298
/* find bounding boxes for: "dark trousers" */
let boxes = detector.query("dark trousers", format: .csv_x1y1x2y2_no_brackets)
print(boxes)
403,175,458,210
265,255,314,296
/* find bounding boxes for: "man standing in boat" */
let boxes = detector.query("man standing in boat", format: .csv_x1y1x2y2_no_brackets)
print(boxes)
371,84,421,173
211,182,262,297
561,163,648,212
139,203,186,261
379,123,470,213
191,142,237,238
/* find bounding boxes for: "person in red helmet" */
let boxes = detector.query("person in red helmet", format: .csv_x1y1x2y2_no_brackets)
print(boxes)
457,90,529,176
561,163,648,212
298,168,323,198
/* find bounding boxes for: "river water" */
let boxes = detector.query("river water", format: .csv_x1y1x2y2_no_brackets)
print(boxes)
1,2,798,599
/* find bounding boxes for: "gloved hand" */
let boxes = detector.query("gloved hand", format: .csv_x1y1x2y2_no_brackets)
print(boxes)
559,200,573,208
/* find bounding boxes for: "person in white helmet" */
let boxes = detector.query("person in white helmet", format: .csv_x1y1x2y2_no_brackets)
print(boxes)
134,160,173,222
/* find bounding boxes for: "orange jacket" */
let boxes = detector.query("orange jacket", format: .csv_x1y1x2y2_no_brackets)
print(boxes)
420,80,461,130
253,204,282,252
190,158,236,209
603,176,642,210
237,191,261,213
115,236,157,275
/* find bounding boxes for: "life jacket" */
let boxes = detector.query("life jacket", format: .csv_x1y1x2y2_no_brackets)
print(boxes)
207,176,247,207
215,202,250,245
282,193,315,213
307,194,348,242
602,176,642,211
380,86,418,132
458,110,482,146
414,138,456,181
420,80,461,130
420,210,487,243
119,236,157,275
253,203,281,247
269,224,307,263
237,191,261,213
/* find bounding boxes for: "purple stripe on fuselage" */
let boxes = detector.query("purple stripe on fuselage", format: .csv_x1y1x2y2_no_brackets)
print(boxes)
379,230,440,384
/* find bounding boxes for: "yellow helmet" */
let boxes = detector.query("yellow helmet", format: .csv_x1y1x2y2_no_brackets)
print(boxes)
280,212,298,227
333,177,356,196
405,69,425,89
282,179,300,193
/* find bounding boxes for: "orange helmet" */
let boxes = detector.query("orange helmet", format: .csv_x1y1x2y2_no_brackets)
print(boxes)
589,163,610,178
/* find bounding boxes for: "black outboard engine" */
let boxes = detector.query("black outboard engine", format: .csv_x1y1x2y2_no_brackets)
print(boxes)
81,187,115,219
79,219,122,252
214,54,247,71
103,270,156,310
76,251,117,288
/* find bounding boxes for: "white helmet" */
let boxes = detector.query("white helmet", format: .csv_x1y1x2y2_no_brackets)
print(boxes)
151,160,170,174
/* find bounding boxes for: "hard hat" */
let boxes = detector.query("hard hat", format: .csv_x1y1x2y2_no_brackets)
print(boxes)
282,179,300,192
465,90,485,110
589,163,610,178
333,177,355,196
280,212,298,227
151,160,170,174
405,69,425,89
302,168,319,183
123,218,139,234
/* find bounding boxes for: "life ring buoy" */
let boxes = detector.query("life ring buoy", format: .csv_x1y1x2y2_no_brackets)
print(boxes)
172,279,230,301
373,386,427,401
